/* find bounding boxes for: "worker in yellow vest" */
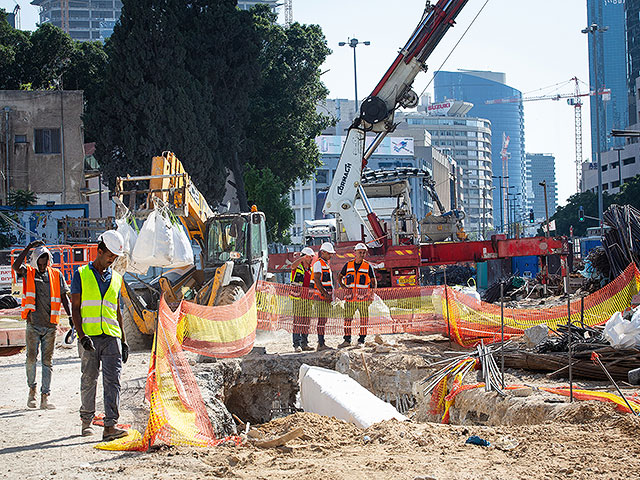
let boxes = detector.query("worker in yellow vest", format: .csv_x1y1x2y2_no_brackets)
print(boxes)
337,243,376,347
12,240,71,410
312,242,335,351
290,247,315,352
70,230,128,441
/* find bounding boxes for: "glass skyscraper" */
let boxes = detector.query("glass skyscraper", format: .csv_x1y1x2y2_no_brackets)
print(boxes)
626,0,640,125
586,0,628,155
434,70,525,230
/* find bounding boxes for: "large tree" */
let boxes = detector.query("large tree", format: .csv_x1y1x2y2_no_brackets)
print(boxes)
87,0,261,202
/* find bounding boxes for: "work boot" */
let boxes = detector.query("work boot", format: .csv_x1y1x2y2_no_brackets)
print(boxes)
40,393,56,410
337,340,351,349
103,426,128,441
316,343,331,352
27,386,37,409
294,346,302,353
81,421,94,437
301,345,314,352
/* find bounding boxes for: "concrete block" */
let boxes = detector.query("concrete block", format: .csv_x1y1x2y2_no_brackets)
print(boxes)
523,324,548,348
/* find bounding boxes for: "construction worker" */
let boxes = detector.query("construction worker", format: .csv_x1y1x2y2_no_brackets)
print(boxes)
337,242,376,347
290,247,315,352
12,240,71,410
312,242,335,351
70,230,129,441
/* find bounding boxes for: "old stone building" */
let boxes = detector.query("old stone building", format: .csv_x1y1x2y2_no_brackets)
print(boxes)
0,90,85,205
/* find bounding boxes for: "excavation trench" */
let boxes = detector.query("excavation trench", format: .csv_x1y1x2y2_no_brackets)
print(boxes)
193,344,619,436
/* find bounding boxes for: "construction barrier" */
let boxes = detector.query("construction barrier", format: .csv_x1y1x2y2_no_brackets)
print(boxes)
97,292,250,451
99,263,640,450
256,263,640,347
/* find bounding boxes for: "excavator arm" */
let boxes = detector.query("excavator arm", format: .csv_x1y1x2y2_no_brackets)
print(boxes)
323,0,470,244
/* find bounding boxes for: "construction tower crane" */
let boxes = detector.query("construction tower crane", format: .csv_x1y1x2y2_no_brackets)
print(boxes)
283,0,293,27
486,77,611,191
60,0,70,33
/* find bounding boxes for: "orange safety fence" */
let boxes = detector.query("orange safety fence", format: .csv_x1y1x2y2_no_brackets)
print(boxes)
255,263,640,347
10,244,97,285
96,291,252,451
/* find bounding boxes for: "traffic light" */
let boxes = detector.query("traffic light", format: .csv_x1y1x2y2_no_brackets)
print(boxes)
528,209,534,223
578,206,585,222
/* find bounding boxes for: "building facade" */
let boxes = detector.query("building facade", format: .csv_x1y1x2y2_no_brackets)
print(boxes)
237,0,279,13
434,70,525,230
394,101,493,239
31,0,122,42
0,90,86,205
626,0,640,125
586,0,628,154
525,153,558,223
583,77,640,195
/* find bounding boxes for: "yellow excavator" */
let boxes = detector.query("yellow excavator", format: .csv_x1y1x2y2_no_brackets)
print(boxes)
116,152,269,349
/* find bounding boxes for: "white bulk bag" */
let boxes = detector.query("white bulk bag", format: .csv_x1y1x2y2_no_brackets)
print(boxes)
170,222,194,268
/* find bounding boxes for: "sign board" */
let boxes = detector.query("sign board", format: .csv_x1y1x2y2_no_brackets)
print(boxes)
427,101,452,115
0,265,11,287
316,136,414,156
0,204,89,246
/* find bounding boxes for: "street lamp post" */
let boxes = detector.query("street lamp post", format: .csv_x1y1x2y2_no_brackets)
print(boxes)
492,175,508,234
339,38,370,114
582,23,608,237
540,180,550,238
613,146,624,191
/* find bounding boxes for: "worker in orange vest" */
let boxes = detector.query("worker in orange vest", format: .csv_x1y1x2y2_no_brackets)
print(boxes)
337,243,376,347
312,242,335,351
12,240,71,410
290,247,315,352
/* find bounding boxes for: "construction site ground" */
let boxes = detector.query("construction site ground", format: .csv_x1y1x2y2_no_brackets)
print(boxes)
1,328,639,480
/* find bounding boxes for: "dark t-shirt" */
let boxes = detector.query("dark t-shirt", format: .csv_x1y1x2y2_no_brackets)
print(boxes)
340,261,374,279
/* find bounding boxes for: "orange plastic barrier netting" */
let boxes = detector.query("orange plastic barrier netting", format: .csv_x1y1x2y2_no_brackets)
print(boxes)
96,292,251,451
256,264,640,347
444,263,640,347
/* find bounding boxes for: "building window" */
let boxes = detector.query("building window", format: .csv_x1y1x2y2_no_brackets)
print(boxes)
623,157,636,166
602,183,608,190
302,189,311,204
14,134,27,144
316,169,328,184
612,180,620,188
601,164,608,172
34,128,61,154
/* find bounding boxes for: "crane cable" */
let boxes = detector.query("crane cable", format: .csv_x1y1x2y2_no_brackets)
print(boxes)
419,0,491,99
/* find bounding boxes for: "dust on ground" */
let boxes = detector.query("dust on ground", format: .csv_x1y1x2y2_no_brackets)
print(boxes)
1,328,639,480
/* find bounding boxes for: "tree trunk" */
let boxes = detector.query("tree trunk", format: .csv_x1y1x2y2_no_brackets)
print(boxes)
230,151,250,212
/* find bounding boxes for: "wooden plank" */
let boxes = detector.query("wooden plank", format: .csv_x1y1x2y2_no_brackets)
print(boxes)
254,427,304,449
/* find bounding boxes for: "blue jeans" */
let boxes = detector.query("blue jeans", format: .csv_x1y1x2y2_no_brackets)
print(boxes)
79,335,122,427
26,323,56,395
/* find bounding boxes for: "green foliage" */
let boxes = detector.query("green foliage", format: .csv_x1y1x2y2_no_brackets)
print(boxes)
0,14,107,108
244,164,293,243
7,189,38,209
87,0,261,201
246,6,332,191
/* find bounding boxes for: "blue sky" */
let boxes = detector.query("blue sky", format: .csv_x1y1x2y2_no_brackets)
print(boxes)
4,0,592,205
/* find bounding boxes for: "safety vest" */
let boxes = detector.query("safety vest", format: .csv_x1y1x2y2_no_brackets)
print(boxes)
79,264,123,338
21,266,62,324
312,258,332,297
290,264,311,299
344,260,372,301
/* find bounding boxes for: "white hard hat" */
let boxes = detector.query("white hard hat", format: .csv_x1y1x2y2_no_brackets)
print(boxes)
319,242,336,254
301,247,315,257
99,230,125,256
354,243,368,251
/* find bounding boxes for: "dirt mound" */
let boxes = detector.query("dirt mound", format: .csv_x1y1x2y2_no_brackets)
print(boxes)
257,412,364,447
551,399,622,424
